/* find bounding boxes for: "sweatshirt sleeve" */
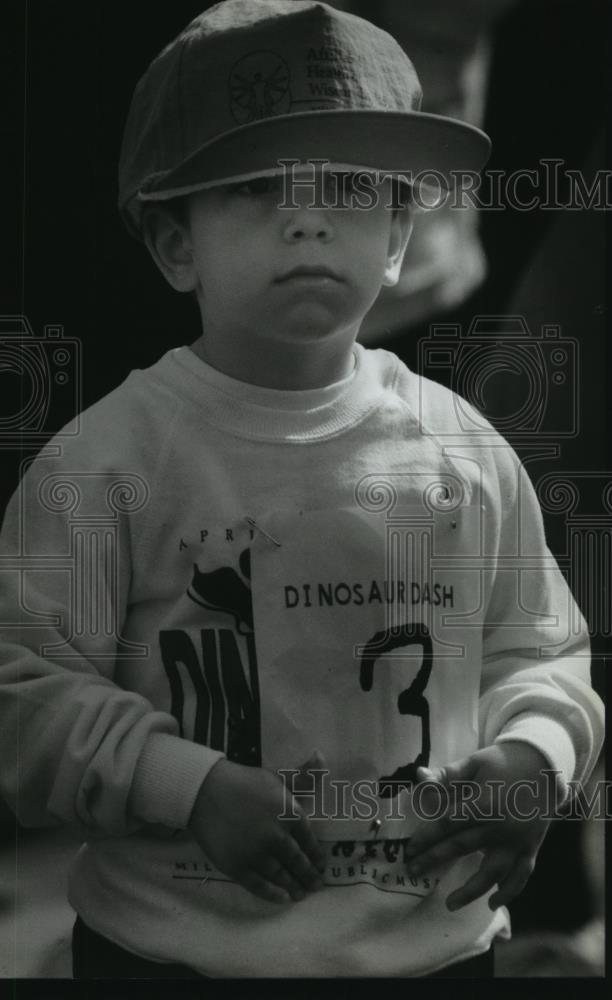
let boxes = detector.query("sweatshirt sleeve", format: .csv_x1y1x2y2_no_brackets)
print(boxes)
0,435,223,835
478,451,604,799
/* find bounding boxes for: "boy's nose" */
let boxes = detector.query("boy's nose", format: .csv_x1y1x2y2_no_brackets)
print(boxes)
282,209,334,244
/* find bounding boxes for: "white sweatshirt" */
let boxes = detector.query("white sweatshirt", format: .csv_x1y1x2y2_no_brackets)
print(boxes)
0,343,603,977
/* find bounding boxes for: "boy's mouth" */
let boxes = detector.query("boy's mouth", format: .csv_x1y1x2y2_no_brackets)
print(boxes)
276,266,343,283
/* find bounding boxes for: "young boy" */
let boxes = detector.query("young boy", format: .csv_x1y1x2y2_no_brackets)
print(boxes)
0,0,604,980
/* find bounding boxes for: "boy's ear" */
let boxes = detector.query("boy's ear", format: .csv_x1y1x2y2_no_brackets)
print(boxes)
141,205,197,293
382,207,413,288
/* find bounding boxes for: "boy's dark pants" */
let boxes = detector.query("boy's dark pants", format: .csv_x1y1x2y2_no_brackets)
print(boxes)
72,916,495,979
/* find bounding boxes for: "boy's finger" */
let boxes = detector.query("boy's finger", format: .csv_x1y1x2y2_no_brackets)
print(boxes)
488,854,536,909
241,871,291,905
258,857,306,901
406,786,476,856
290,816,327,874
407,825,484,874
445,847,514,912
418,755,478,788
277,832,325,890
293,750,326,796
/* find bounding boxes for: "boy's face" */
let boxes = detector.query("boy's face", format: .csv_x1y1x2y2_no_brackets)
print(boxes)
145,168,412,386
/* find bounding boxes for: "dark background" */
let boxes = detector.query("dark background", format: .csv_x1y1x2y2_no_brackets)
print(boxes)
1,0,609,968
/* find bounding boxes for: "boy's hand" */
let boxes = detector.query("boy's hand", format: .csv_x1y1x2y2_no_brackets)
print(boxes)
188,753,326,905
406,743,555,912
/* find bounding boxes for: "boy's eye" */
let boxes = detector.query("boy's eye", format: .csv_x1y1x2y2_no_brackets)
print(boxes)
335,172,359,194
327,172,378,199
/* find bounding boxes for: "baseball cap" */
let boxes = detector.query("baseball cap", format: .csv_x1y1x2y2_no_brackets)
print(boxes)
118,0,491,236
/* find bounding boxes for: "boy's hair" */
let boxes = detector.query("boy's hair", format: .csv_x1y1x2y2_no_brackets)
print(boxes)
118,0,490,239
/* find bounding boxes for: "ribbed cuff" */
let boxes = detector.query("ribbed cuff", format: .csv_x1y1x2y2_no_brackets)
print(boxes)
494,712,577,796
129,732,225,829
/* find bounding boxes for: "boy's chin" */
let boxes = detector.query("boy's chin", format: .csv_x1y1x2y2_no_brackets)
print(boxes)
274,302,359,341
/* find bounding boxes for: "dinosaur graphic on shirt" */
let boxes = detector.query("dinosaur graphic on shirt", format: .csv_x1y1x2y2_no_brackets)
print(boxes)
187,547,253,633
159,548,261,764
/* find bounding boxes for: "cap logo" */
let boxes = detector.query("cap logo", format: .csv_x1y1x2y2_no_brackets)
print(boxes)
229,51,291,124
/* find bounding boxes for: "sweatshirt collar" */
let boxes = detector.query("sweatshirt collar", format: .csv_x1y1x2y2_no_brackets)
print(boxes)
163,341,388,442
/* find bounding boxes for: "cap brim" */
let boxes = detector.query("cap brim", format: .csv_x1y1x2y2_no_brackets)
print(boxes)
135,109,490,199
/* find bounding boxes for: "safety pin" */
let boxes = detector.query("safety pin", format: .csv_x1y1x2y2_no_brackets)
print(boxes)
245,517,282,547
360,818,382,862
